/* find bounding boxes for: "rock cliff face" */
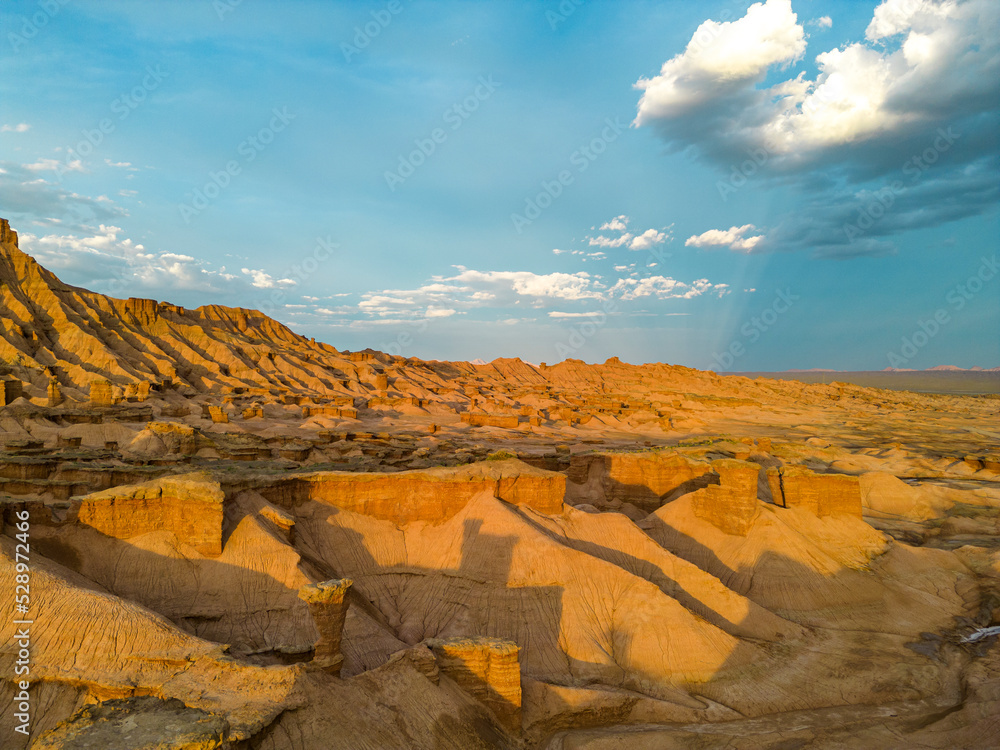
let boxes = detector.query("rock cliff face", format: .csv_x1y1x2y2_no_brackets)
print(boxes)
567,452,714,511
427,637,522,733
462,413,520,428
259,459,565,523
75,474,225,556
0,379,23,405
691,459,760,536
767,467,862,519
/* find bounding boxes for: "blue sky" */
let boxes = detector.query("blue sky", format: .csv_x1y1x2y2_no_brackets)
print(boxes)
1,0,997,370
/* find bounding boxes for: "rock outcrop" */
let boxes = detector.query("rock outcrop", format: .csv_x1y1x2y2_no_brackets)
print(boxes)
298,579,353,676
262,459,565,523
691,459,760,536
462,413,520,428
767,466,862,519
0,379,23,405
567,452,714,511
46,378,62,407
34,697,229,750
428,637,521,733
89,380,114,407
75,473,225,556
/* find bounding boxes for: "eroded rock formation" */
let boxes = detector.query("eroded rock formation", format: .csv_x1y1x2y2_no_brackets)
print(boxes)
76,474,225,556
767,466,862,519
428,637,522,733
0,219,997,750
298,579,353,675
691,459,760,535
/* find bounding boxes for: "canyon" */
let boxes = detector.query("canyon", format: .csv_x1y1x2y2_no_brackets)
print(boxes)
0,218,997,748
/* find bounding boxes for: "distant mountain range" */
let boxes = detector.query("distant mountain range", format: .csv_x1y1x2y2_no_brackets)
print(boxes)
779,367,1000,373
883,366,1000,372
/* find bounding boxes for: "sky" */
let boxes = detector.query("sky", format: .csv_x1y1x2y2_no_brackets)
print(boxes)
1,0,997,371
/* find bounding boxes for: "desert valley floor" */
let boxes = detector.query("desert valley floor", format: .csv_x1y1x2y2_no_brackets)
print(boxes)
0,217,998,748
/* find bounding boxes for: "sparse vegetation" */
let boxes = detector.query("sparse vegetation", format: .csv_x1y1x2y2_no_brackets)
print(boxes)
486,449,517,461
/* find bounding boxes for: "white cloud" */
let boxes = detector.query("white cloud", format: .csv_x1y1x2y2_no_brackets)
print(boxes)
810,16,832,29
610,275,730,301
445,268,603,301
685,224,765,253
19,225,230,292
628,228,667,250
240,268,298,289
587,216,671,252
425,306,457,318
1,123,30,133
589,233,632,248
24,158,84,173
599,215,629,231
351,259,731,324
635,0,1000,166
635,0,806,124
548,311,606,318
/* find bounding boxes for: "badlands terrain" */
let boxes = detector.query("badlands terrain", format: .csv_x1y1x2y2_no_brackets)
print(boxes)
0,216,998,749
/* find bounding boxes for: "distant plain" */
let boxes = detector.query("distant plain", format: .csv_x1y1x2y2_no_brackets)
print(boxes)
729,371,1000,396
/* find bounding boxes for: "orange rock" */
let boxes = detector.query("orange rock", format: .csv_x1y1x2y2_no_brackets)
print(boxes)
567,452,713,512
427,636,521,733
462,413,519,428
90,380,114,407
266,459,565,524
298,578,353,675
75,473,225,556
208,405,229,424
691,459,760,536
768,466,862,519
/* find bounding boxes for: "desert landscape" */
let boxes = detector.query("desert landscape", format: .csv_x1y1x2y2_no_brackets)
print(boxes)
0,216,997,748
2,0,998,747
